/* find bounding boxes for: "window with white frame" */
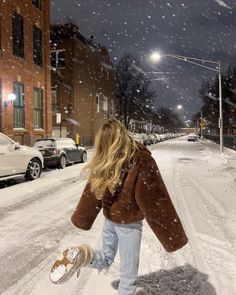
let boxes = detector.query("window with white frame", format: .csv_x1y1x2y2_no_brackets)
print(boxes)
51,87,57,114
13,82,25,128
103,96,108,119
51,49,65,69
110,99,115,116
96,94,100,113
34,88,43,129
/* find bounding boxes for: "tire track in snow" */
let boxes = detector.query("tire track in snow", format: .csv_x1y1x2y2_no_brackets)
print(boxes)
2,220,104,295
0,179,87,293
0,172,102,295
0,218,71,294
175,165,236,295
172,166,225,295
185,172,236,252
0,176,82,220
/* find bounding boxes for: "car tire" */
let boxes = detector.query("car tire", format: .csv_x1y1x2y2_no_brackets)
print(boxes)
25,158,42,181
58,155,67,169
81,152,87,163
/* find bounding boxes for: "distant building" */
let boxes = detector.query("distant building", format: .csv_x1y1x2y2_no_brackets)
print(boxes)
0,0,52,145
51,23,116,145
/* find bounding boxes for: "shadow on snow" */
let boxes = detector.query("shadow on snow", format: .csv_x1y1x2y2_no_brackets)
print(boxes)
111,264,216,295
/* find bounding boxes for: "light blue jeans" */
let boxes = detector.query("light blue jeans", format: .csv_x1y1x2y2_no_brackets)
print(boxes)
90,218,143,295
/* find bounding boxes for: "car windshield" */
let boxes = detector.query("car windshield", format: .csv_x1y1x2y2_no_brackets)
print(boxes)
56,139,75,148
0,134,13,145
34,140,56,148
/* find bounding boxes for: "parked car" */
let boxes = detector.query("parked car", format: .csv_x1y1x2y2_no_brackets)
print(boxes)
131,133,144,144
159,134,167,142
188,133,198,142
148,134,157,144
141,133,151,145
154,134,161,143
0,132,43,181
34,138,87,169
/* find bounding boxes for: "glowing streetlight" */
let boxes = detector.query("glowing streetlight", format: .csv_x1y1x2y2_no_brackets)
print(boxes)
150,52,161,63
149,52,224,153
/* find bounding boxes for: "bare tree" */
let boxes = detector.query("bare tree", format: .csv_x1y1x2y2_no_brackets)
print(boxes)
116,54,156,127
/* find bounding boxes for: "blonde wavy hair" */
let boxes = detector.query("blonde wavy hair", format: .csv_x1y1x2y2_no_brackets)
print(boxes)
85,119,139,200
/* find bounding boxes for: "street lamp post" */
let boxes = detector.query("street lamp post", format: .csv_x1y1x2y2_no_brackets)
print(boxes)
150,53,224,153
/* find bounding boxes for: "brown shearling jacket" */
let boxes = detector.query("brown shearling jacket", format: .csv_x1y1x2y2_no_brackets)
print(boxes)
71,145,188,252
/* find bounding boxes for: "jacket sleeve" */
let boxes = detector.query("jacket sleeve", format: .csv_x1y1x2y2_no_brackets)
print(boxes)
135,156,188,252
71,182,102,230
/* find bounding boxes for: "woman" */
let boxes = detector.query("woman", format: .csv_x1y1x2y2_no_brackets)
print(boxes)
49,119,187,294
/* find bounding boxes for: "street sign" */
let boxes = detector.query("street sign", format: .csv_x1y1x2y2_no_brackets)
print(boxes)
56,113,61,124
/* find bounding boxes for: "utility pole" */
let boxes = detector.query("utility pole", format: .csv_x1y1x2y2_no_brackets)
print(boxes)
200,111,203,139
218,61,223,153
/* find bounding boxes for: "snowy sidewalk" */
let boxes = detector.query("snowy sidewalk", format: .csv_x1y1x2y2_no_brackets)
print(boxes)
0,137,236,294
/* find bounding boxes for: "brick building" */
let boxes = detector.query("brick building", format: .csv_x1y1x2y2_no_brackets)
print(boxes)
0,0,51,145
51,23,116,146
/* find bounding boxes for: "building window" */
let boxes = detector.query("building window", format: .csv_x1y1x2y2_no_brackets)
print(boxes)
110,99,115,116
13,82,25,128
33,26,42,66
103,96,108,119
34,88,43,129
12,12,24,58
96,95,100,113
0,81,2,132
32,0,42,10
51,87,57,114
51,50,65,69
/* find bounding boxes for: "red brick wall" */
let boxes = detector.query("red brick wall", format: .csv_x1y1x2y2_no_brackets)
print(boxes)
0,0,51,146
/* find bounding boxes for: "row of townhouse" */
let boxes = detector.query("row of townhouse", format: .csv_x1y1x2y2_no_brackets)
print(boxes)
0,1,116,146
51,23,116,146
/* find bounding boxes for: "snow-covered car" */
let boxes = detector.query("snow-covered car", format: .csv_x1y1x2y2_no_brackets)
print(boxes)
149,134,158,144
141,133,150,146
34,138,87,169
154,134,161,143
159,134,167,142
0,132,43,181
131,133,144,144
188,133,198,142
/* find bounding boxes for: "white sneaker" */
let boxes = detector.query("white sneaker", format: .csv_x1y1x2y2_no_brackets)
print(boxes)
49,245,92,284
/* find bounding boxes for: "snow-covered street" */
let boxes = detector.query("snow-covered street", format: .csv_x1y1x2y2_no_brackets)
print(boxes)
0,137,236,295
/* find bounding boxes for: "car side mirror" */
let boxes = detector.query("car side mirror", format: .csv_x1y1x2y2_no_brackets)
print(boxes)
14,142,20,150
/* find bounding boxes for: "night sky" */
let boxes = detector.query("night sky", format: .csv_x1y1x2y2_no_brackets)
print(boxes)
51,0,236,120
